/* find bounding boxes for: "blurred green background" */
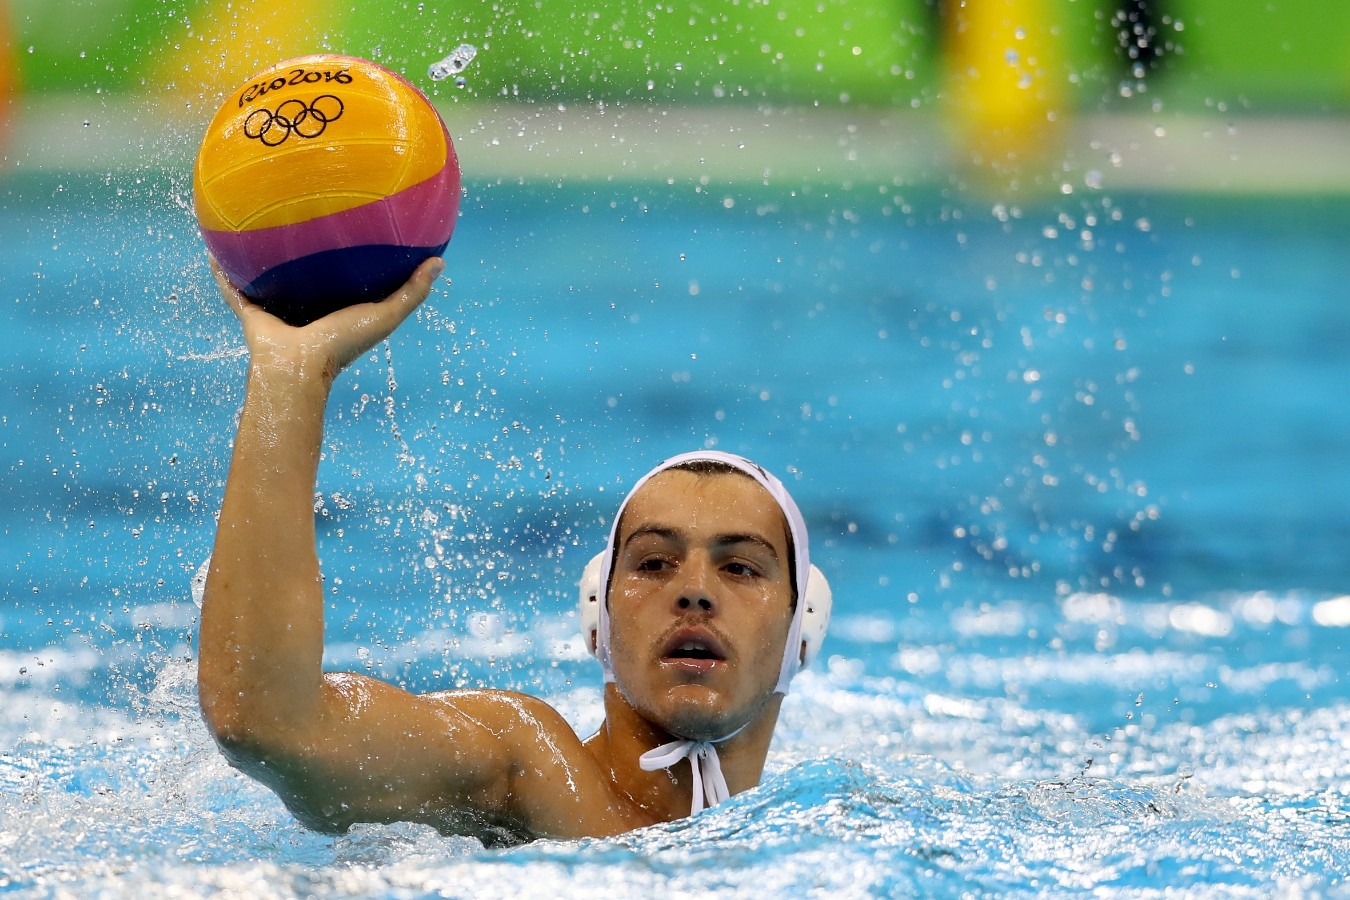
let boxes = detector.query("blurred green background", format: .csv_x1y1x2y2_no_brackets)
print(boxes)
4,0,1348,111
2,0,1347,192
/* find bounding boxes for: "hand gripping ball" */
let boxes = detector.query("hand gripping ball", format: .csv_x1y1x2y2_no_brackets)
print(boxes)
194,55,460,326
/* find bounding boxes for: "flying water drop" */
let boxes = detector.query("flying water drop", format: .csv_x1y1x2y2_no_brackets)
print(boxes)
429,44,478,81
190,556,211,608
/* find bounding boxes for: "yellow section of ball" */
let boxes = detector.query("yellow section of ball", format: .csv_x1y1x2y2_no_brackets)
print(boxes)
194,55,447,233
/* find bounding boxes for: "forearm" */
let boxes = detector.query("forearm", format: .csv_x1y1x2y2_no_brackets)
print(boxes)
199,350,334,740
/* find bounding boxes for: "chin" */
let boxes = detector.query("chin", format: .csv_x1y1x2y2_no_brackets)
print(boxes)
659,685,775,743
618,680,725,742
661,706,729,743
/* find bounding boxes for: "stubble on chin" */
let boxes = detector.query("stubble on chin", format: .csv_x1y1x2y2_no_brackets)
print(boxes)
639,679,778,743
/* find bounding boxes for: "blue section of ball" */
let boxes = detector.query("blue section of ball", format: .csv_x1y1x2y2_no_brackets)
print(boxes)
244,243,447,326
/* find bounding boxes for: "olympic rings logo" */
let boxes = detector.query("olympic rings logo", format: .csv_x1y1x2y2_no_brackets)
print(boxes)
242,95,345,147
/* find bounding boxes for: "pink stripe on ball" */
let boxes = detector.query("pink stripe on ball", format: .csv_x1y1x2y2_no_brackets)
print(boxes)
205,165,459,287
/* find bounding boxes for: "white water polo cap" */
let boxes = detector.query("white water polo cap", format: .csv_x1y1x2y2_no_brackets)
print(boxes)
582,451,830,695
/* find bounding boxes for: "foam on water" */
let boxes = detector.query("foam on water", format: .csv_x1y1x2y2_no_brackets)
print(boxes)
2,594,1347,898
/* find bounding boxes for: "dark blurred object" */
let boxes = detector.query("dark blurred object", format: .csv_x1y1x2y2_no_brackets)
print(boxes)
1112,0,1171,76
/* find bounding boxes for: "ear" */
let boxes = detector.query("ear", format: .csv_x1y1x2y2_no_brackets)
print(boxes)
579,552,605,660
798,564,833,668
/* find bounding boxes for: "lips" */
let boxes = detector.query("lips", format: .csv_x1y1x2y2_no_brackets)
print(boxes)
660,627,728,672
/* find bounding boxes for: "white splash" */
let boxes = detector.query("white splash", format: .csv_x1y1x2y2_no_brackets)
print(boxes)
428,44,477,82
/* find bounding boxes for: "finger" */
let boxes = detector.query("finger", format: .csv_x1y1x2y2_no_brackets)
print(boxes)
323,257,445,343
315,258,446,371
382,256,445,324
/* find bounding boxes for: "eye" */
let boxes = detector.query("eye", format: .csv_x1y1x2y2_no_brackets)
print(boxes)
723,560,761,578
635,556,673,573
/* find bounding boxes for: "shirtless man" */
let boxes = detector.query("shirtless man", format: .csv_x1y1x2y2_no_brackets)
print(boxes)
197,257,831,845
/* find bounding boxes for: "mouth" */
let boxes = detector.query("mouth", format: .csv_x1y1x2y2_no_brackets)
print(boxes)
669,641,721,661
661,629,728,671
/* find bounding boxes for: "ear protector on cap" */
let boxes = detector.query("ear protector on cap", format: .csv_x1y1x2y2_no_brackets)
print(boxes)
578,552,832,669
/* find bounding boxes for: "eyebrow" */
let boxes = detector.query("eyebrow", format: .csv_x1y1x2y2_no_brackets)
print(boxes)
621,524,781,560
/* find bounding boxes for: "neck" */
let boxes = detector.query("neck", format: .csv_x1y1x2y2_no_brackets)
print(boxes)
584,684,784,823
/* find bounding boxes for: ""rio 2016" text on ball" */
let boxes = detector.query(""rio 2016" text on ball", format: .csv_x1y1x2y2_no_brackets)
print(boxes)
238,67,354,108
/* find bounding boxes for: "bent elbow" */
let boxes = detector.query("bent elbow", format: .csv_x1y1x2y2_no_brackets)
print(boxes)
197,657,301,749
198,662,242,739
198,688,263,766
196,671,281,767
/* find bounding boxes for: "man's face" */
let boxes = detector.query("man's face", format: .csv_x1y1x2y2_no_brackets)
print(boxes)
606,469,794,741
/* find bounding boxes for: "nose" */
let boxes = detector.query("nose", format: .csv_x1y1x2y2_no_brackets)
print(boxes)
677,595,714,613
673,557,717,614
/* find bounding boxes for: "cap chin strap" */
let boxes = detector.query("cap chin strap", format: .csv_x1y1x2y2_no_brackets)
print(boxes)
636,722,748,816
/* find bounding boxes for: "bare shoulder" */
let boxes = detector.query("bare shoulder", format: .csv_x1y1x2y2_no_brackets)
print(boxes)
419,687,638,839
418,687,585,751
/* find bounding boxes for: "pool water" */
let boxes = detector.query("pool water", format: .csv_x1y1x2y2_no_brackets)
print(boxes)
1,169,1348,896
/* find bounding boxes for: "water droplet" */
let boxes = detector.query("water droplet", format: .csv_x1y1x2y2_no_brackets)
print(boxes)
429,43,478,81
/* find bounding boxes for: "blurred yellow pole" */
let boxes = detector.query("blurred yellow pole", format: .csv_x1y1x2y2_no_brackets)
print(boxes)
0,0,16,155
940,0,1067,185
149,0,338,118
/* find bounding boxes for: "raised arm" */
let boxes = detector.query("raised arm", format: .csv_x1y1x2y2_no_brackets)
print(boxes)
197,255,425,751
196,259,604,841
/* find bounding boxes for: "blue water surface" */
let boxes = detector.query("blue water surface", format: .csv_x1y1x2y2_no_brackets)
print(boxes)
1,167,1348,897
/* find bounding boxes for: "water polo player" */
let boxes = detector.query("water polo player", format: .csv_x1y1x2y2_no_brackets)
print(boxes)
197,259,831,844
